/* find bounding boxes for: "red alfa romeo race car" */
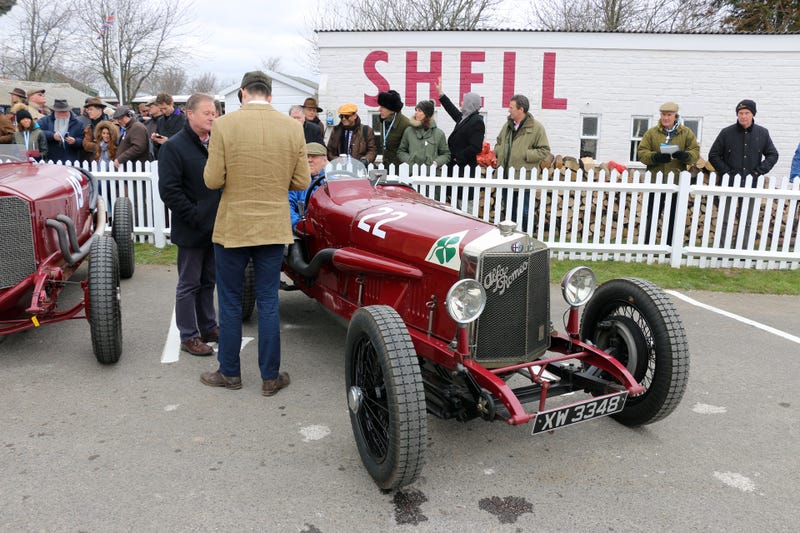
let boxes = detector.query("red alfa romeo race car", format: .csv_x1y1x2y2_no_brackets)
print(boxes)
282,158,689,490
0,149,134,363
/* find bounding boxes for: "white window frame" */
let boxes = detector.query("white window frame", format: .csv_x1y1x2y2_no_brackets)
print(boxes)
580,114,600,159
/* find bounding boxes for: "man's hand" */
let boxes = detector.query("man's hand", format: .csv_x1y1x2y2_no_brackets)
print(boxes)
435,76,443,97
54,132,62,142
672,150,690,163
652,153,671,164
113,159,120,169
65,135,75,145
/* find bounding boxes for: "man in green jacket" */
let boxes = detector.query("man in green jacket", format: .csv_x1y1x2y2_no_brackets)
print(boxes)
494,94,551,229
377,89,410,169
637,101,699,246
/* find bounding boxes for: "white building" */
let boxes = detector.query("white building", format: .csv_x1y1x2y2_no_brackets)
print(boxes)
219,70,318,114
317,30,800,177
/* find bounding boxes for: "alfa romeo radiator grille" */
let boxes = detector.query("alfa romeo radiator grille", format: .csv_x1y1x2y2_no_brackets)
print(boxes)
473,247,550,364
0,197,36,289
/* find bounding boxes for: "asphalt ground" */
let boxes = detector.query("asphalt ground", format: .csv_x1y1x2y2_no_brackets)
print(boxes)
0,264,798,532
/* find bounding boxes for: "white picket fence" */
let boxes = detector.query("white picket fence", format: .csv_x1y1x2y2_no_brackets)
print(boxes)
54,160,800,270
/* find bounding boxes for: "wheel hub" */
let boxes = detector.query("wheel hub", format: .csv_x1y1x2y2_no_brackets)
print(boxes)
348,386,364,414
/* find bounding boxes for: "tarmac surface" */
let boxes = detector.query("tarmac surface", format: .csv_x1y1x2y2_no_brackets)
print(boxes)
1,264,798,532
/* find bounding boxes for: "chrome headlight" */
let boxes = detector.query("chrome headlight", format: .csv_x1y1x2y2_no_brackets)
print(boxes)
561,266,596,307
446,279,486,324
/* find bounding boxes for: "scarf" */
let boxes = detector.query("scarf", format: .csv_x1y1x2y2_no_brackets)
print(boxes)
460,93,481,123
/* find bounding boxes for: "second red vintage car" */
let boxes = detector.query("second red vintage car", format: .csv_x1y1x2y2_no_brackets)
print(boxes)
280,158,689,490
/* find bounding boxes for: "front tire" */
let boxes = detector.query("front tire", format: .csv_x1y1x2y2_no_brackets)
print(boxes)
345,305,427,490
88,235,122,364
581,278,689,426
111,197,135,279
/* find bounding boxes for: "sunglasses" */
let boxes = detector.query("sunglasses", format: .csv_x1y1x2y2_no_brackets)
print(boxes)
339,113,354,119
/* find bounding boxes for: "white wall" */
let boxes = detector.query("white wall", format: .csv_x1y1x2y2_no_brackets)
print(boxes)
222,78,316,115
317,31,800,177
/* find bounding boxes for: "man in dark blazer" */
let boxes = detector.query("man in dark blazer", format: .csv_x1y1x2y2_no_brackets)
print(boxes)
113,105,150,168
158,93,221,356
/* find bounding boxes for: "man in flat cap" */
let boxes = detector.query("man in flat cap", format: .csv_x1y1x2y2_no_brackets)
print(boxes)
708,99,778,186
112,105,149,168
202,71,309,396
325,103,376,163
27,89,49,119
377,89,410,168
637,101,700,245
37,99,84,162
288,141,329,228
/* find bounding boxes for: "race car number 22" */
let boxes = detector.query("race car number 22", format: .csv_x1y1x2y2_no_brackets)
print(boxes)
357,207,408,239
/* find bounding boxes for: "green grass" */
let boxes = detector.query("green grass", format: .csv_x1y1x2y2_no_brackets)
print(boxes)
135,243,799,295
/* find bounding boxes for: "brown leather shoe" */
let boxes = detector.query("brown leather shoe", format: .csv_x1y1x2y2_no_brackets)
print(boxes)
200,370,242,390
262,372,290,396
201,327,219,343
181,337,213,356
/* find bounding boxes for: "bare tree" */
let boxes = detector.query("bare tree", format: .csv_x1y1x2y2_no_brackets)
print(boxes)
146,66,188,95
526,0,722,32
73,0,192,104
316,0,504,30
187,72,218,94
260,56,282,72
1,0,76,80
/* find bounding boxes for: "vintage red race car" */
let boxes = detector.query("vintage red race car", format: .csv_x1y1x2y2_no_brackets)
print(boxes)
281,157,689,490
0,149,134,363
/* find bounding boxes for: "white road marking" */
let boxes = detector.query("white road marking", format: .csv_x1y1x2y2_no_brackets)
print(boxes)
692,403,727,414
299,425,331,442
665,290,800,345
713,471,756,493
164,404,180,411
160,307,254,363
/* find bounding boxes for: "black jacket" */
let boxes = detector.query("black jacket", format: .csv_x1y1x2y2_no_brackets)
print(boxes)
302,121,325,145
154,108,187,157
157,122,220,247
439,94,485,175
708,121,779,185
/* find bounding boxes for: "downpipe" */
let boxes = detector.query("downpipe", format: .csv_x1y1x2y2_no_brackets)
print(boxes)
285,241,336,279
44,197,108,266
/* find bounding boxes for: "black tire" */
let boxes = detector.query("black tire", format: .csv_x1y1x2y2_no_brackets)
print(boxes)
241,259,256,321
88,235,122,364
580,278,689,426
345,305,427,490
111,197,135,279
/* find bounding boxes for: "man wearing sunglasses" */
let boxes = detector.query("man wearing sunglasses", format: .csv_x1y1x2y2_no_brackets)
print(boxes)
325,103,376,164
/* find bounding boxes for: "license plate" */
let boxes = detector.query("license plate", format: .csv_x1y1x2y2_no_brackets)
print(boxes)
531,391,628,435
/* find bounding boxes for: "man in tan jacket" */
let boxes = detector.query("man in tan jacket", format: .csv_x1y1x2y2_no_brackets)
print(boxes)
202,71,310,396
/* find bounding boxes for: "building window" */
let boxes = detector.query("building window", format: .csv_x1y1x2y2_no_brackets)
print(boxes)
370,112,384,156
682,117,702,143
630,117,651,161
580,115,600,158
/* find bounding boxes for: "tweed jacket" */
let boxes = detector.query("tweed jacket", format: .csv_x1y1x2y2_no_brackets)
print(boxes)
637,123,700,175
204,102,310,248
116,120,150,166
494,113,551,173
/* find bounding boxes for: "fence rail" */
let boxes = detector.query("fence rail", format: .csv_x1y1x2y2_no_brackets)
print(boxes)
44,160,800,270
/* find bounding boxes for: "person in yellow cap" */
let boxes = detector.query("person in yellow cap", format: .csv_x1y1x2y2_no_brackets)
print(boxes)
637,101,700,245
325,103,377,164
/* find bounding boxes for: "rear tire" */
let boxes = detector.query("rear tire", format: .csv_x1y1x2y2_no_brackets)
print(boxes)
89,235,122,364
581,278,689,426
111,197,135,279
345,305,426,490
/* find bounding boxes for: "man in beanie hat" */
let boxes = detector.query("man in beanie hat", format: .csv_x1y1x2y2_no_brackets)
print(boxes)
202,70,309,396
708,99,778,185
637,101,699,245
37,99,84,162
398,99,450,168
377,89,410,168
326,103,376,163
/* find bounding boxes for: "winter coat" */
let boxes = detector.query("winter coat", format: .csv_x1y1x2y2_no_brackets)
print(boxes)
494,113,551,173
82,114,111,160
154,107,187,157
326,116,377,163
92,120,119,163
397,119,450,168
116,120,150,166
439,94,485,174
13,128,48,160
37,112,85,163
708,121,779,185
379,112,410,168
302,121,325,146
790,143,800,181
288,169,325,228
637,123,699,175
0,114,15,144
158,121,221,248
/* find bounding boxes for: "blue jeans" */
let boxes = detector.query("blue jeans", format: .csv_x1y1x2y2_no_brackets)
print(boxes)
214,243,284,380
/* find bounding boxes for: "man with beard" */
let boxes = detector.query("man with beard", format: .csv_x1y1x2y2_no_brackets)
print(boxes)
37,99,84,163
325,103,376,164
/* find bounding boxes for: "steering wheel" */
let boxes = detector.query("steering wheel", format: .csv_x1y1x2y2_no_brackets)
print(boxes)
304,174,327,209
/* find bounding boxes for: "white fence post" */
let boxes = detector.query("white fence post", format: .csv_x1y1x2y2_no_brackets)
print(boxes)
149,161,167,248
670,170,692,267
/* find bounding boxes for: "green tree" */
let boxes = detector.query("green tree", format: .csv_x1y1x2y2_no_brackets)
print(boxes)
715,0,800,32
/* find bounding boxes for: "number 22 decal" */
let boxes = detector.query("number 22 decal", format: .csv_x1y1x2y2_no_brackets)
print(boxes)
357,207,408,239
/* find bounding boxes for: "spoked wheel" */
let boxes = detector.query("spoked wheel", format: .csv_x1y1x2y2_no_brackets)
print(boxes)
88,235,122,364
111,197,135,279
345,305,426,490
581,278,689,426
241,259,255,321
